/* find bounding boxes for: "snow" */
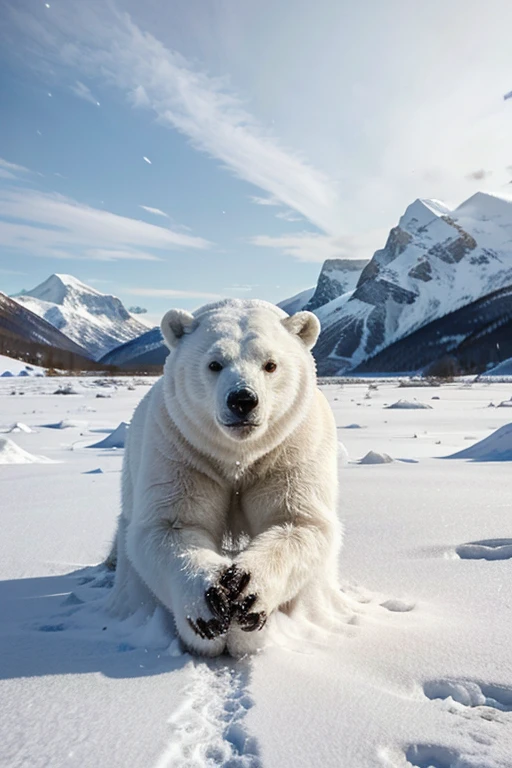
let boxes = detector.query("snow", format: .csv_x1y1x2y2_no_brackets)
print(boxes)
88,421,129,449
444,422,512,461
0,354,46,377
5,422,32,433
316,191,512,373
386,399,433,410
359,449,393,464
13,274,148,361
482,357,512,377
277,286,315,315
1,377,512,767
0,437,52,464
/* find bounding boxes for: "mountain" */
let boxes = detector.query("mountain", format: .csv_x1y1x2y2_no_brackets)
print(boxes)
13,274,148,361
0,291,100,370
277,259,368,317
304,259,369,311
0,291,90,355
353,284,512,374
313,193,512,375
277,287,315,315
100,327,167,370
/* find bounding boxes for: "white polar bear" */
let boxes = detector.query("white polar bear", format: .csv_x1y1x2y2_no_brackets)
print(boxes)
106,299,342,657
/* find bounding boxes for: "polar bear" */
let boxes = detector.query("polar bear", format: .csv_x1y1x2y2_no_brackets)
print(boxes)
106,298,341,657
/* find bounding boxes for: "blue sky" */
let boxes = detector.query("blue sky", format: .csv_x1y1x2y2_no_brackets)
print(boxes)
1,0,512,323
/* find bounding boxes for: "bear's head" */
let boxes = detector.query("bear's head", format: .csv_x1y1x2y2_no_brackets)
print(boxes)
160,299,320,460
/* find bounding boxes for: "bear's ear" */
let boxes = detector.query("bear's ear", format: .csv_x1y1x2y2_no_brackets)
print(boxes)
160,309,197,350
281,311,320,350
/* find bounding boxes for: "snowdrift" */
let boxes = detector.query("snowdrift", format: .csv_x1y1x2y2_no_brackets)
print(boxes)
445,423,512,461
0,437,52,464
88,422,129,449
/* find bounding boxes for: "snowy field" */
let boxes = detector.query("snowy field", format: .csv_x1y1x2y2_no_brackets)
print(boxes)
1,374,511,768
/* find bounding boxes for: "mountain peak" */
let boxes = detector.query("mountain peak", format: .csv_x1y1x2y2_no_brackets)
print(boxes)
25,274,102,305
13,274,147,360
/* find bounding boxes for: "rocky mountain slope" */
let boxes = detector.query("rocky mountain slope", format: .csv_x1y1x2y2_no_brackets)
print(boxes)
304,258,369,311
314,193,512,375
100,327,167,370
13,274,148,361
353,283,512,374
0,291,90,356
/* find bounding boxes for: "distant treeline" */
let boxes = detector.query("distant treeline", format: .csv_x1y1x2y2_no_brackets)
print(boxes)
0,328,167,376
0,328,103,373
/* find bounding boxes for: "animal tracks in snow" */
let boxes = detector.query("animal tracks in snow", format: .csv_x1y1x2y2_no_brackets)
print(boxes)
380,679,512,767
405,744,463,768
424,679,512,717
31,565,260,767
379,744,464,768
153,661,260,768
455,539,512,561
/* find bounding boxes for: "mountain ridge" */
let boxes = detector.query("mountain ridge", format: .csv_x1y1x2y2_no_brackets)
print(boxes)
13,274,148,361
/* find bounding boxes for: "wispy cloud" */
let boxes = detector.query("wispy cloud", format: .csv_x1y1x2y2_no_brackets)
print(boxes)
123,287,222,299
0,157,32,180
250,229,387,263
0,187,211,262
140,205,169,218
275,210,303,223
250,196,281,207
5,2,343,234
69,80,100,106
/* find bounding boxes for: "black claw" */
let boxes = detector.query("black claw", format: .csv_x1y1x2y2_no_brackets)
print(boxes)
205,586,231,624
238,593,257,614
240,611,267,632
187,614,227,640
187,616,206,639
219,565,251,599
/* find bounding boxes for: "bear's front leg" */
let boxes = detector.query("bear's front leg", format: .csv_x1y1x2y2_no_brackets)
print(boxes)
226,519,336,656
126,522,233,656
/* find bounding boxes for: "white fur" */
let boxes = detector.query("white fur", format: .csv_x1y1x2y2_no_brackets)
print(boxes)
106,299,341,657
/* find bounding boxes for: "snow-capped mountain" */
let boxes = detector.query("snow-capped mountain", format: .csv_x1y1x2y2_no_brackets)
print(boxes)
304,259,369,311
314,192,512,374
354,283,512,374
14,274,149,361
0,291,90,356
277,286,315,315
100,327,167,369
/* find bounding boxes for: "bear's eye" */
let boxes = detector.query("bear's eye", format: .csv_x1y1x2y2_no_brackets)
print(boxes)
208,361,223,372
264,361,277,373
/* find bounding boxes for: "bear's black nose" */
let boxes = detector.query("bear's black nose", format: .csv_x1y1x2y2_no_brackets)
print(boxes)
226,388,259,417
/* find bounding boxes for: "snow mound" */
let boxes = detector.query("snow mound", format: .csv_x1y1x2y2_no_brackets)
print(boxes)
45,419,89,430
83,468,104,475
386,399,433,410
53,385,78,395
497,400,512,408
88,422,129,449
0,355,46,377
342,423,365,429
359,450,394,464
0,438,51,464
7,422,32,433
445,423,512,461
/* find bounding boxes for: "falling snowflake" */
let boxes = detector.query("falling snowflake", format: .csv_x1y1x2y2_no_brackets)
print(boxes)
143,156,152,164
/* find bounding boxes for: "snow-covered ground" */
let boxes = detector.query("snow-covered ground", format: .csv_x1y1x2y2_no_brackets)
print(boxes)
0,354,47,377
1,376,511,768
